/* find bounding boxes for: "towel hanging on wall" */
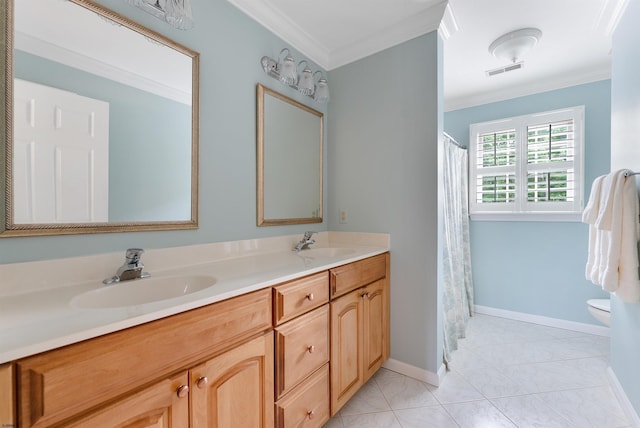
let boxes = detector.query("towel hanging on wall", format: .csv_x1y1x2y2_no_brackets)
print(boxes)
582,169,640,303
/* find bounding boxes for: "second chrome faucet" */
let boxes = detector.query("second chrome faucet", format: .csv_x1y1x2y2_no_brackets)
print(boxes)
294,231,316,252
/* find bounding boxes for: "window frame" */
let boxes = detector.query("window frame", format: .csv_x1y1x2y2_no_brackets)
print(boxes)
469,106,585,222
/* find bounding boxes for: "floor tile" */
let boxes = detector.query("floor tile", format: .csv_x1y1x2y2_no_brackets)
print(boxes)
461,365,529,398
427,370,484,404
339,378,390,416
444,399,517,428
535,386,629,428
491,395,576,427
375,370,439,409
340,411,401,428
393,406,459,428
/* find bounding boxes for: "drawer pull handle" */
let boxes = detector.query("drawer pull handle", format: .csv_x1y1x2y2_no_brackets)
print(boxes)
306,292,314,301
196,376,209,389
307,345,315,354
307,410,315,419
176,384,189,398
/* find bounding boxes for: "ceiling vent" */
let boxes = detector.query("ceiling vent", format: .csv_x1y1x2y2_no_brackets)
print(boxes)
486,62,524,77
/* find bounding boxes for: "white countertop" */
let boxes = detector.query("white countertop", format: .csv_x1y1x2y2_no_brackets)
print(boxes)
0,232,389,363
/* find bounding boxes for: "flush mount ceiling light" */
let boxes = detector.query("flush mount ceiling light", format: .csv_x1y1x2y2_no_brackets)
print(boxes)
488,28,542,63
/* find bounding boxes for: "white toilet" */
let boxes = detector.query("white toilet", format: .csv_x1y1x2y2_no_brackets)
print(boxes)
587,299,611,326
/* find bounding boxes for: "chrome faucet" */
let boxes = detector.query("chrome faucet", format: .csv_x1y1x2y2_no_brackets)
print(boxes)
103,248,151,285
294,231,316,252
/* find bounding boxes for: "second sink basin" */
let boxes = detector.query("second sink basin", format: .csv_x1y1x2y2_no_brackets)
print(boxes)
71,275,216,309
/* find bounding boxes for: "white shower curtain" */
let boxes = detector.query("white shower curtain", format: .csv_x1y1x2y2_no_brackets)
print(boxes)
442,134,474,365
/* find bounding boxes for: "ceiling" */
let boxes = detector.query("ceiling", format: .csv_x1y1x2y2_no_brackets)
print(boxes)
228,0,629,111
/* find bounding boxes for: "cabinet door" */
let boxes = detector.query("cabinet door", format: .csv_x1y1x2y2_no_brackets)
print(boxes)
330,290,363,415
363,279,387,382
66,372,189,428
191,332,274,428
0,364,14,428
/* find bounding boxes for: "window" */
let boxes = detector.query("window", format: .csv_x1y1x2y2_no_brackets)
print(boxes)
469,106,584,221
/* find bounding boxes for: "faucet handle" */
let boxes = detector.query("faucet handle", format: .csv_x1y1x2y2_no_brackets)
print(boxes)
124,248,144,264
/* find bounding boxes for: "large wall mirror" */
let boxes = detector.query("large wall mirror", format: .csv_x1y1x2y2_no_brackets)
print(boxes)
0,0,199,237
257,84,323,226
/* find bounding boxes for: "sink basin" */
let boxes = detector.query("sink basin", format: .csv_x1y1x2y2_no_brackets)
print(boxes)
297,248,356,259
71,275,216,309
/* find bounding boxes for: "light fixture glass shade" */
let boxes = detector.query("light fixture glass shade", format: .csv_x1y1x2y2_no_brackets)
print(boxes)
314,78,329,103
297,61,314,95
278,49,297,85
488,28,542,63
164,0,194,30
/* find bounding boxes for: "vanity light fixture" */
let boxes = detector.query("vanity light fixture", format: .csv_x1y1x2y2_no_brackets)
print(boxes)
297,61,315,96
260,48,330,104
313,71,330,103
123,0,194,30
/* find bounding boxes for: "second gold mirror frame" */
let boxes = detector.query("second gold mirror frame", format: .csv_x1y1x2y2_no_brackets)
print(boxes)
257,84,323,226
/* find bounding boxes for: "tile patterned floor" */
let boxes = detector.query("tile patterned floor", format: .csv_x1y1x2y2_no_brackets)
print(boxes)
323,313,630,428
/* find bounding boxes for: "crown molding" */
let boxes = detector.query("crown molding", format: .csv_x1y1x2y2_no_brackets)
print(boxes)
227,0,331,68
438,2,459,41
227,0,447,71
327,1,447,70
14,32,191,105
444,65,611,112
594,0,630,36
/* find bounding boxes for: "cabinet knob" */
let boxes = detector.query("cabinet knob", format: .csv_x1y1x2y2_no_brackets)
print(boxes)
306,292,314,301
307,410,315,419
361,291,370,299
176,384,189,398
307,345,315,354
196,376,209,389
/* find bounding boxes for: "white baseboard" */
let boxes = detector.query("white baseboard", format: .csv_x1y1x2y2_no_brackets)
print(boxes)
382,358,446,387
608,367,640,428
474,305,610,337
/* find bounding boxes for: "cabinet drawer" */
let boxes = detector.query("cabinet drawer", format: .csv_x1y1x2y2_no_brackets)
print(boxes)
275,364,330,428
275,305,329,398
16,288,272,428
273,271,329,325
330,253,386,298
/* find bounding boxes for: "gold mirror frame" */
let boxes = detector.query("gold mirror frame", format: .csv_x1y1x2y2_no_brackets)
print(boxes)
1,0,200,237
257,84,323,226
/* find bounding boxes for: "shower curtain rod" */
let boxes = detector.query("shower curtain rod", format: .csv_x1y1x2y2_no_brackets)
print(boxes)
443,132,466,150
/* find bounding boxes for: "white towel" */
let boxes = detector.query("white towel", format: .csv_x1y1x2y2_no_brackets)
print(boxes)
595,171,622,231
583,175,604,282
601,170,640,302
583,170,640,302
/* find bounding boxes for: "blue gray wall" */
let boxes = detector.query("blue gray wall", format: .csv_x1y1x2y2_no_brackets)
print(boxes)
610,0,640,415
328,33,444,375
445,80,612,324
1,0,328,263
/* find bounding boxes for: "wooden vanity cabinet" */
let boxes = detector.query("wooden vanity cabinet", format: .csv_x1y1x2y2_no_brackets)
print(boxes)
330,253,389,415
63,372,190,428
191,333,274,428
273,273,331,428
14,289,273,428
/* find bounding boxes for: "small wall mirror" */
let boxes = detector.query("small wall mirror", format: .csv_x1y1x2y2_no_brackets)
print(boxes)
1,0,199,237
257,84,323,226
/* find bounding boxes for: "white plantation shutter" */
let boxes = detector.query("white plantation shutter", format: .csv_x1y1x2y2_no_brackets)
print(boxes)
469,107,584,221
